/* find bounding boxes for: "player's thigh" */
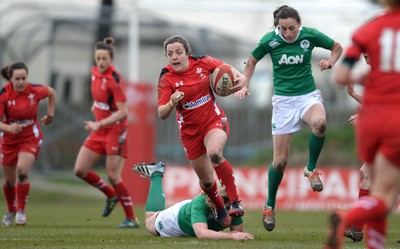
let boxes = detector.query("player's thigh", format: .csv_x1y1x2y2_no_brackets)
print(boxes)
371,152,400,209
190,154,214,183
16,152,36,173
145,212,159,236
2,165,17,183
272,134,292,161
105,154,124,180
74,146,102,172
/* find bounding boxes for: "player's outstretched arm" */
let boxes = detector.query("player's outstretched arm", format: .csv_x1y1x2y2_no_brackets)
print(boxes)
193,222,254,240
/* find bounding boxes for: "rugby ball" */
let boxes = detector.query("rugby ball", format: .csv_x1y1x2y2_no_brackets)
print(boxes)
211,64,237,97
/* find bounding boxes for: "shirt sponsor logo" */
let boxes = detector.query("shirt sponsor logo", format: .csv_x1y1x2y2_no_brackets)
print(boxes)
182,95,211,110
278,54,304,65
269,39,280,48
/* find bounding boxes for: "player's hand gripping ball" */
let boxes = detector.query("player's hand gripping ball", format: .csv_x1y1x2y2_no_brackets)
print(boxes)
211,64,237,97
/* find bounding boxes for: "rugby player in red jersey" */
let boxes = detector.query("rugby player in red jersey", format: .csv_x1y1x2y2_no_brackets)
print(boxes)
73,37,139,228
157,35,245,227
325,1,400,248
0,62,56,226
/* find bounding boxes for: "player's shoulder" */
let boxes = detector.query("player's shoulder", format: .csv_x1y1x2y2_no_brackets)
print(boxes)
0,85,7,96
260,30,277,42
29,82,44,87
301,26,324,38
158,66,172,82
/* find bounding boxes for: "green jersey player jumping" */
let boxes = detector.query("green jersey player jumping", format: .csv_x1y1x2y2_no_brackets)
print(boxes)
235,5,343,232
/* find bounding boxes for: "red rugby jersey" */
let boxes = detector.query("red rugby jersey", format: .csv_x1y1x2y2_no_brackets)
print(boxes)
344,9,400,107
91,65,127,128
0,82,49,144
158,56,225,136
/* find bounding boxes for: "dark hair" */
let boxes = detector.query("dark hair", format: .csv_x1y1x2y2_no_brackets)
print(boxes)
273,5,301,28
0,62,28,81
95,37,115,58
163,35,192,57
383,0,400,8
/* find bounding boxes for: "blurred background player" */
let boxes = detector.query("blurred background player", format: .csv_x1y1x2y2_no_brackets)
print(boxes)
235,5,343,232
325,0,400,248
133,162,254,240
73,37,139,228
344,52,371,243
157,35,246,227
0,62,56,226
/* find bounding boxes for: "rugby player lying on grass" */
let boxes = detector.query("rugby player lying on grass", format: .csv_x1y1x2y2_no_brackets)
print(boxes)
133,162,254,240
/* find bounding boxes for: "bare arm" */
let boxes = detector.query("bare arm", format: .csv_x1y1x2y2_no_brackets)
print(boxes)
193,222,254,240
235,55,259,99
0,122,22,134
334,63,353,86
158,90,184,120
318,41,343,71
85,101,127,132
347,84,362,104
40,86,57,126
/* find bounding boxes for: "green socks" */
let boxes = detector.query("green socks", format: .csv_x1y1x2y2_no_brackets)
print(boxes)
145,173,165,212
266,164,284,209
307,132,325,172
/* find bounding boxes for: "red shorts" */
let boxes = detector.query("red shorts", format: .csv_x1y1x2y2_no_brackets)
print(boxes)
180,115,229,160
1,140,42,166
357,107,400,167
83,127,127,157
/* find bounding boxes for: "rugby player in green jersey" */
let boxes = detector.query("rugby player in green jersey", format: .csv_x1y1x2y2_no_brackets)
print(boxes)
235,5,343,232
133,162,254,240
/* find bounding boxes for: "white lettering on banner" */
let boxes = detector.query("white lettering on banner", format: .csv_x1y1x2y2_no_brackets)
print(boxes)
162,166,400,212
163,166,200,197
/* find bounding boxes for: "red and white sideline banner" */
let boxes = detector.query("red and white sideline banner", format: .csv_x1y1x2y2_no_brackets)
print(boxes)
162,166,400,212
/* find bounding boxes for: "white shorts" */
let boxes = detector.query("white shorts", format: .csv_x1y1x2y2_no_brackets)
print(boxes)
271,89,323,135
154,200,191,237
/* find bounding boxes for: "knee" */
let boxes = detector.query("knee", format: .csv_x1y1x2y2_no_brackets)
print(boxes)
201,179,215,190
312,119,326,136
17,168,28,182
74,169,86,179
208,151,224,165
4,180,14,188
272,159,287,173
107,176,120,186
359,170,365,182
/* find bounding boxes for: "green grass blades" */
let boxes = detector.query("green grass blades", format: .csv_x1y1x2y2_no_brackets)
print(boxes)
0,190,399,249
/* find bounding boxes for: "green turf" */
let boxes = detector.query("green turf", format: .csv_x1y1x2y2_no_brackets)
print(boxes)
0,190,399,249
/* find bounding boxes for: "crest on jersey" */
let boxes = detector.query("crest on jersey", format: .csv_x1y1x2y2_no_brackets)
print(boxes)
300,39,310,50
196,67,206,80
101,78,107,89
28,93,35,105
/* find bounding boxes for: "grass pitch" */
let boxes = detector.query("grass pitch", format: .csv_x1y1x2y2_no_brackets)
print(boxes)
0,188,399,249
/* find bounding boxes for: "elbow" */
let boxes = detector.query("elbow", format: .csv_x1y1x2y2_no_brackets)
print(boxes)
120,109,128,119
158,112,167,120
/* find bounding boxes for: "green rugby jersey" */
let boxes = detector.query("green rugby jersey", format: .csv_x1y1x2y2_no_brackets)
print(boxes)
177,195,243,237
252,26,334,96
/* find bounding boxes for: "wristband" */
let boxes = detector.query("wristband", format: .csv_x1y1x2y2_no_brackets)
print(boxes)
46,114,53,119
